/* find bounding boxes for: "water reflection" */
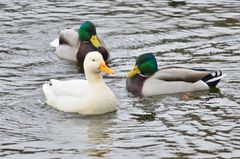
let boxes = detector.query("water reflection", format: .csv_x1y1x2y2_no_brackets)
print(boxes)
87,116,113,145
129,89,225,125
168,0,187,7
86,114,115,157
131,113,156,122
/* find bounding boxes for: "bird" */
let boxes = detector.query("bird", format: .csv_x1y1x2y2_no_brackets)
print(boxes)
50,21,110,68
126,53,225,96
42,51,117,115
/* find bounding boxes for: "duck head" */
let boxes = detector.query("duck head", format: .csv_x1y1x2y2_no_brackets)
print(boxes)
79,21,101,48
127,53,158,78
84,51,113,75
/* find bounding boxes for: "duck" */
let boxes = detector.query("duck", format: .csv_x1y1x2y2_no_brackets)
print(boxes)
126,53,225,96
50,21,110,68
42,51,117,115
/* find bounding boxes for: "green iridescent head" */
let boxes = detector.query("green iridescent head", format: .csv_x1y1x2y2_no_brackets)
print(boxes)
78,21,101,48
127,53,158,78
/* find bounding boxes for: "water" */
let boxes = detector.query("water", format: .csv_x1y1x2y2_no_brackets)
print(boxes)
0,0,240,158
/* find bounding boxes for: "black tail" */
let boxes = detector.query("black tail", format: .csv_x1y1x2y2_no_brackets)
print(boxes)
201,70,225,88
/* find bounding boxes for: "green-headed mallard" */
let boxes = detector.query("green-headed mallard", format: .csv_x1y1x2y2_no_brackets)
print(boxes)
126,53,225,96
50,21,109,68
42,51,117,115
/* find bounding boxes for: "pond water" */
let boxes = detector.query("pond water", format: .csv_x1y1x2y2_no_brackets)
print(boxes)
0,0,240,158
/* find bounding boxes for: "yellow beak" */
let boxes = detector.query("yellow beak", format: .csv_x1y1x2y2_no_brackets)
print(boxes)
99,62,114,74
127,66,140,78
90,35,101,48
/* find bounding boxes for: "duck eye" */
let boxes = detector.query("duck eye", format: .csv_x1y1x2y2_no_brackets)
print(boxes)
92,59,95,62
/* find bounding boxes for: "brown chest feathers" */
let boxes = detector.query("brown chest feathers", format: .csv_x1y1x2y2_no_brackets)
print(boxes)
126,74,147,96
76,42,109,67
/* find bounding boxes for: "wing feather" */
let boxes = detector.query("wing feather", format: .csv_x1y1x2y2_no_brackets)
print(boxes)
49,79,89,97
151,66,213,83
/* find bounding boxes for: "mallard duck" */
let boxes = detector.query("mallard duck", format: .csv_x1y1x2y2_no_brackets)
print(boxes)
50,21,109,67
126,53,225,96
42,51,117,115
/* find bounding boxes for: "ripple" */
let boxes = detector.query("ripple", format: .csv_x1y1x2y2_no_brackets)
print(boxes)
0,0,240,158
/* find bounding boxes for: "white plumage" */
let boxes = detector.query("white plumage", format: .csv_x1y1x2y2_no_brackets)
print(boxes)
50,28,80,61
42,51,117,115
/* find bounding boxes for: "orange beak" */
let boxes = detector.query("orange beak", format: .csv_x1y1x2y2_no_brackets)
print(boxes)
99,63,114,74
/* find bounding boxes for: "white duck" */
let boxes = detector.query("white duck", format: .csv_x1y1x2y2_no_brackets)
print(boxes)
42,51,117,115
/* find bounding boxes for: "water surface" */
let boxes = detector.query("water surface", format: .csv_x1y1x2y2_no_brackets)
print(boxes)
0,0,240,158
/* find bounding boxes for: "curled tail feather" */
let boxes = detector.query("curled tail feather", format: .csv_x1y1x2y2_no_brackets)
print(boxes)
201,70,225,88
42,82,56,107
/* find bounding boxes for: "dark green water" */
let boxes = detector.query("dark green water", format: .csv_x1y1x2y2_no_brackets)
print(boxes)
0,0,240,158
